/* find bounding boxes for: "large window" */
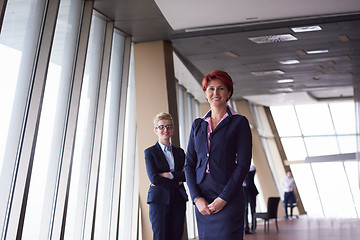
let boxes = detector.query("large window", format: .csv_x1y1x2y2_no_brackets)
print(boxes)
94,29,126,239
64,13,107,240
118,44,137,240
270,101,360,218
174,53,201,238
0,0,47,236
0,1,131,239
21,0,84,238
177,84,200,239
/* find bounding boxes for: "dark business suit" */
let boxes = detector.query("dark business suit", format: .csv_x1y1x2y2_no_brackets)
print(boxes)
185,107,252,240
244,168,259,232
145,142,188,240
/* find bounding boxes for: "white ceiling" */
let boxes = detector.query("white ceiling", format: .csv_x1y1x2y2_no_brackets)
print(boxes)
155,0,360,30
94,0,360,106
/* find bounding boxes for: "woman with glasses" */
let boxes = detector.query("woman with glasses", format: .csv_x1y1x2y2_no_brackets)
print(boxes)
144,112,188,240
185,70,252,240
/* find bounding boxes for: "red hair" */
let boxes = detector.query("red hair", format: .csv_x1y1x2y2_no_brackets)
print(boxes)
202,70,234,100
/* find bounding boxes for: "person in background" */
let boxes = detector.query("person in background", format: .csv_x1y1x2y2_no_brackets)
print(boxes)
243,164,259,234
144,112,188,240
185,70,252,240
281,170,296,220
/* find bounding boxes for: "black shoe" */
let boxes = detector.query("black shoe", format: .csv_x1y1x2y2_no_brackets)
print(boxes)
245,230,252,234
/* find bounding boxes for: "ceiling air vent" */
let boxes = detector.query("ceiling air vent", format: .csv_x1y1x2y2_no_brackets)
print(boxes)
248,34,297,44
251,70,285,76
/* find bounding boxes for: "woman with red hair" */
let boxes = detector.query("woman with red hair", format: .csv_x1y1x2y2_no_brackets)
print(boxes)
185,70,252,239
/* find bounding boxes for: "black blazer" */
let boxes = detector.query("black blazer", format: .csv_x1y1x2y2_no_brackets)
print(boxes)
145,142,188,205
185,107,252,203
244,169,259,196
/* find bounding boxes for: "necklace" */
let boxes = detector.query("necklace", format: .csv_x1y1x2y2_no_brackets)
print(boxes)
211,118,219,128
211,109,226,129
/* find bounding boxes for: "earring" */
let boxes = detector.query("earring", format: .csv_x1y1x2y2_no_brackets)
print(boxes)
206,98,208,101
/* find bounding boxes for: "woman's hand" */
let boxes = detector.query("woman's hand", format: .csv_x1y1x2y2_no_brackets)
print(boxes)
159,172,172,179
208,197,227,214
195,197,212,215
159,172,183,185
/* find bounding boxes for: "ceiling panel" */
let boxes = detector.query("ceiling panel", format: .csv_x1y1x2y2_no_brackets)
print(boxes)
154,0,360,30
94,0,360,105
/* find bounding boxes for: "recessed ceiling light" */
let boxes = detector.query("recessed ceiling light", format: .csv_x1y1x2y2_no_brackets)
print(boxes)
224,51,239,57
339,34,350,42
279,59,300,65
277,79,294,83
251,70,285,76
291,25,322,32
269,87,293,93
248,34,297,44
306,49,329,54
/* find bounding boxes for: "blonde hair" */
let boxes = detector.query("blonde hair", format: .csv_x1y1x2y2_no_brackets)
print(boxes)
153,112,173,128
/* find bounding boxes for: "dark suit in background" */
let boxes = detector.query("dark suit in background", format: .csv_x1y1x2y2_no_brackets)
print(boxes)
243,165,259,233
145,142,188,240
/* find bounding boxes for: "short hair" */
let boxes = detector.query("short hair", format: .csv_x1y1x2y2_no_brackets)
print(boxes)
153,112,173,128
202,70,234,100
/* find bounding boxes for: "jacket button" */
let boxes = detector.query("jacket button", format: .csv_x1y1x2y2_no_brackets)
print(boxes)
207,153,209,157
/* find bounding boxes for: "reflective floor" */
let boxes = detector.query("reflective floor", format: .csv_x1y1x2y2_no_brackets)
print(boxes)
190,215,360,240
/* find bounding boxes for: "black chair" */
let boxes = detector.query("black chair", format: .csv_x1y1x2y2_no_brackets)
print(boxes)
254,197,280,233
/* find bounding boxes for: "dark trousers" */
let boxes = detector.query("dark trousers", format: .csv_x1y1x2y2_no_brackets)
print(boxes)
244,192,256,231
284,191,295,218
149,191,186,240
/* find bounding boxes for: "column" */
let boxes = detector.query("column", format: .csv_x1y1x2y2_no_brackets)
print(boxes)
133,40,185,240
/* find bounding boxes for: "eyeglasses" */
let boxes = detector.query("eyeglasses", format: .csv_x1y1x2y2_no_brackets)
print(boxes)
156,125,174,130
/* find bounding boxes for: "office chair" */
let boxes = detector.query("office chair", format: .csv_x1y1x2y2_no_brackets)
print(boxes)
254,197,280,233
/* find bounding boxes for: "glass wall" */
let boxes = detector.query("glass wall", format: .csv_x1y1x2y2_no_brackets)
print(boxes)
176,82,200,239
118,44,137,240
0,1,131,239
64,13,107,240
22,0,84,238
270,101,360,218
94,29,126,240
0,0,46,236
